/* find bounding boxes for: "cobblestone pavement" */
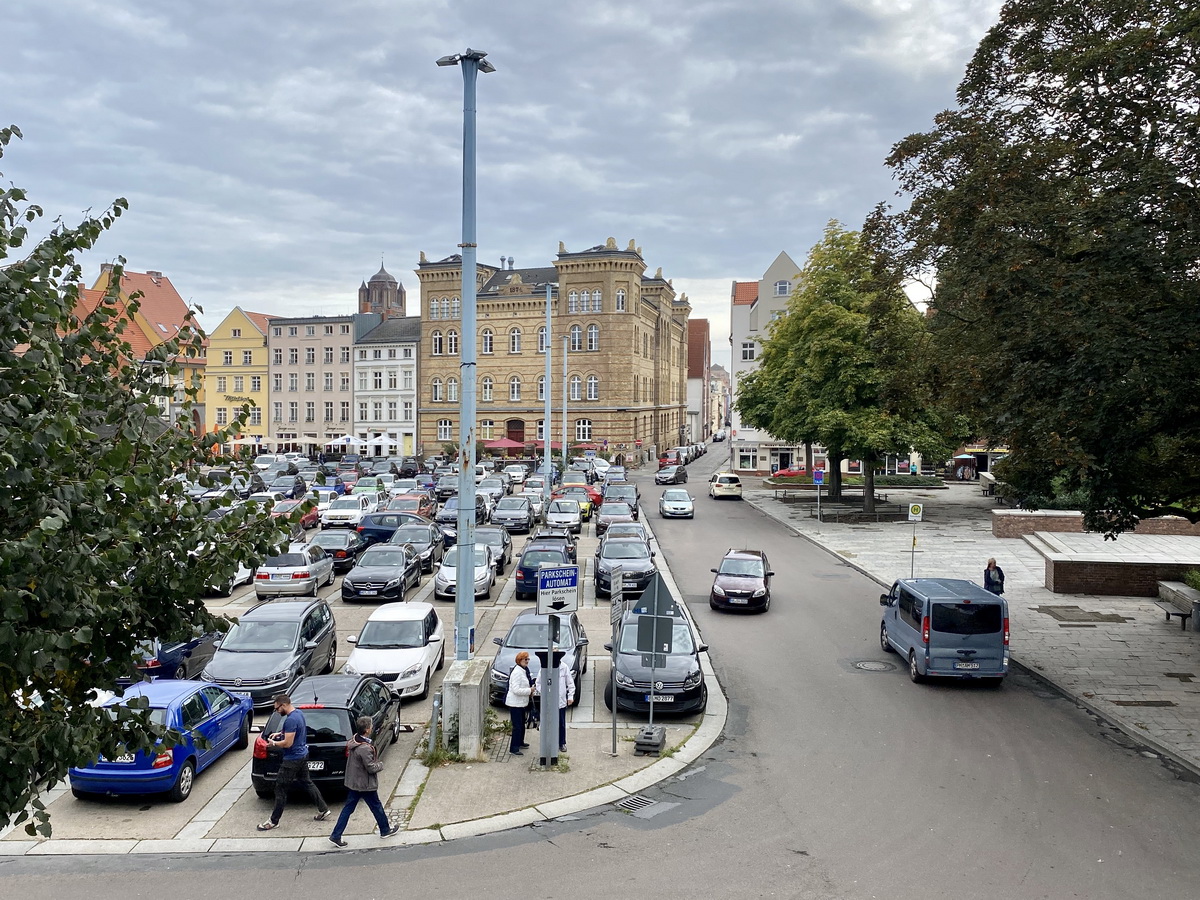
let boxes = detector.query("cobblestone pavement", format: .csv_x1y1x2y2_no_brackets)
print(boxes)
742,482,1200,773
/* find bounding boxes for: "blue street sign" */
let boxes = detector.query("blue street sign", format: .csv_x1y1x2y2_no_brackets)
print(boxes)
813,469,824,485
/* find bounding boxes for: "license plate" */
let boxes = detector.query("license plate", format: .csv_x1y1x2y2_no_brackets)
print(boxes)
231,691,251,700
272,573,287,580
624,580,638,588
112,753,136,763
646,694,675,703
307,760,324,771
954,661,980,670
360,589,377,596
730,597,748,604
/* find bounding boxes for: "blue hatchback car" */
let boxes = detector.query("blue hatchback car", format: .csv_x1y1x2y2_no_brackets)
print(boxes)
69,681,253,802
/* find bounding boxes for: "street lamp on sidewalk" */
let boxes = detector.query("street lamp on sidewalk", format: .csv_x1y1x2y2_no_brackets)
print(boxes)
438,47,495,661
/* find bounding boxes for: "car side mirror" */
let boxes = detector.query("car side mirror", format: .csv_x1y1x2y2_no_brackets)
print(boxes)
650,550,656,557
304,640,319,650
347,635,357,644
213,640,222,649
603,642,613,652
493,636,503,645
710,568,718,573
879,594,889,606
698,643,709,653
578,637,589,646
428,634,442,643
766,571,775,577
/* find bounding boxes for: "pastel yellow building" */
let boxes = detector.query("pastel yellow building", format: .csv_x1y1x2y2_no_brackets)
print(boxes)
204,307,275,442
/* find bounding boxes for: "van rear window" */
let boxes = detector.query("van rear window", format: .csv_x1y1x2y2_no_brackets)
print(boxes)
931,603,1002,635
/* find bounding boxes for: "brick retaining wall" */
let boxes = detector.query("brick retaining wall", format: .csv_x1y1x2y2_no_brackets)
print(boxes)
994,510,1200,539
1046,559,1197,596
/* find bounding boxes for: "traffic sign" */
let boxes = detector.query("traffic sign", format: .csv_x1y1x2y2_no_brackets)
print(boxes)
536,564,579,613
636,615,675,654
609,566,625,623
813,468,824,485
908,503,923,522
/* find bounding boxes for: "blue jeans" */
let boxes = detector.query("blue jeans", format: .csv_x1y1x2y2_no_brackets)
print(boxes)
509,705,526,752
330,789,390,840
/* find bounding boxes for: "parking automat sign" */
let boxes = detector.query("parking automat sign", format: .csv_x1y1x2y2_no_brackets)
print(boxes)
908,503,924,522
536,564,579,613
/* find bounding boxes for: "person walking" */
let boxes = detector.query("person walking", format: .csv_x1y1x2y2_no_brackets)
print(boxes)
328,717,398,847
984,558,1005,595
555,655,576,754
506,651,533,756
257,694,330,831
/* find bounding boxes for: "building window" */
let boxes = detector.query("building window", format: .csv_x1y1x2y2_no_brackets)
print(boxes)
431,331,444,355
288,348,298,365
447,330,459,355
273,348,282,365
324,324,334,335
447,377,459,402
305,347,315,364
340,401,350,422
387,400,397,419
437,419,452,441
537,375,546,401
402,401,413,421
273,327,281,337
288,326,298,337
321,346,334,363
340,372,350,391
481,329,494,354
305,372,315,391
358,349,368,360
388,370,397,389
251,376,261,392
373,348,382,360
480,419,495,440
402,370,413,390
741,342,756,361
508,376,521,401
305,402,315,422
451,298,461,318
481,376,494,402
372,401,382,422
536,419,545,441
250,407,262,426
288,401,298,422
324,401,334,422
324,372,333,391
388,348,396,359
216,407,228,426
429,301,439,320
340,324,350,334
340,346,351,363
774,280,790,297
431,378,443,402
272,401,283,422
242,350,253,365
509,328,522,353
305,325,315,336
440,298,451,319
222,351,232,366
359,402,368,421
403,347,412,359
535,325,547,354
288,373,298,392
586,375,599,400
570,324,583,352
575,418,593,441
591,290,602,312
616,289,626,311
233,376,244,392
373,370,383,390
216,376,227,393
568,291,578,313
738,449,758,470
581,290,590,311
272,374,283,392
358,372,368,391
569,375,582,401
587,324,599,351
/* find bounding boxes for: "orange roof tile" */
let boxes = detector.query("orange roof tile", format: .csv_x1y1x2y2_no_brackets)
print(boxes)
731,281,757,306
91,267,194,347
71,286,157,360
241,310,275,336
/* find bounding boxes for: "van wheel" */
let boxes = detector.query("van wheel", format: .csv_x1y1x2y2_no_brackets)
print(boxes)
908,651,924,684
880,623,895,653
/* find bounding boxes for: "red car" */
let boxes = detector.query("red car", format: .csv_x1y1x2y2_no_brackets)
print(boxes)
341,470,361,490
272,498,319,529
386,493,436,519
553,484,603,515
658,451,681,469
773,466,808,478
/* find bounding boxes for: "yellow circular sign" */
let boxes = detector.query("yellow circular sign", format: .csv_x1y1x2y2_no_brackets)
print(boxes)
910,504,922,516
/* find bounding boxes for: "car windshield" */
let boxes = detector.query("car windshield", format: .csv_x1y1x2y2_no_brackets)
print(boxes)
275,500,301,512
443,547,488,568
495,498,526,511
662,490,690,501
357,620,426,649
505,620,568,647
719,557,764,577
330,498,361,509
619,621,694,655
389,498,421,510
394,480,418,491
263,553,307,568
221,620,299,652
521,550,564,567
254,455,277,466
104,704,169,727
357,477,378,486
443,498,460,510
393,526,432,543
931,603,1002,635
606,525,646,540
477,531,504,547
603,542,651,560
312,533,350,548
480,479,503,489
602,503,633,516
549,501,579,514
359,549,409,567
269,479,294,489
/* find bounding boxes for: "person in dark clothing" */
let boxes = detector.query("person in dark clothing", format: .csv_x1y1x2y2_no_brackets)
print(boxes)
983,558,1005,595
258,694,330,831
328,717,397,847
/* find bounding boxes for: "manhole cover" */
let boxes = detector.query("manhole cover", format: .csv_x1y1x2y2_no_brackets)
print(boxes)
616,795,657,812
854,660,896,672
1033,605,1132,624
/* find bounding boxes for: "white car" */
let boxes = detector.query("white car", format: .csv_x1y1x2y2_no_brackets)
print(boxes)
344,602,445,700
375,473,400,496
503,464,528,486
322,493,376,528
433,545,495,600
253,453,287,471
310,487,340,516
708,472,743,500
519,489,546,520
246,491,286,511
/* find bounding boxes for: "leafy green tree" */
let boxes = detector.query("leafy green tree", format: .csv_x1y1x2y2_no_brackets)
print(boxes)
870,0,1200,534
737,222,957,510
0,127,285,834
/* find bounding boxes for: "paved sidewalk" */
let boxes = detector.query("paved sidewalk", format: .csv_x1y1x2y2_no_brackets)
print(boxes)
742,482,1200,773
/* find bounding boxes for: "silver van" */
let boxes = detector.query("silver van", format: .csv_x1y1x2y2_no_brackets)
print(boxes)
879,578,1009,685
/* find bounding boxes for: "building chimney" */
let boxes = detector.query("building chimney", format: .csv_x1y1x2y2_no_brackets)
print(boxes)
507,257,514,270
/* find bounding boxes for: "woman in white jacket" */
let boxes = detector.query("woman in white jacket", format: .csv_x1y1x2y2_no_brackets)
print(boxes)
555,657,576,754
506,651,533,756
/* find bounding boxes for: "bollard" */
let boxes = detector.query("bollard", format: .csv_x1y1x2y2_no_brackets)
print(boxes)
430,690,442,750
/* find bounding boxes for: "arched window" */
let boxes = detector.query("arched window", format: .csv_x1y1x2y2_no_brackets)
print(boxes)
616,289,626,311
480,419,495,440
569,374,582,401
537,325,547,353
537,375,546,400
431,330,443,355
509,328,522,353
437,419,452,440
481,376,494,402
447,377,459,402
481,328,494,354
568,291,578,313
429,301,440,320
581,290,590,311
447,330,459,355
569,324,583,352
774,280,790,297
587,324,599,351
575,418,593,441
431,378,443,402
440,298,451,318
508,376,521,401
586,375,599,400
591,290,602,312
451,297,461,318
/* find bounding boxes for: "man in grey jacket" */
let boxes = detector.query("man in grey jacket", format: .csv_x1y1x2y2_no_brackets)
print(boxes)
328,717,398,847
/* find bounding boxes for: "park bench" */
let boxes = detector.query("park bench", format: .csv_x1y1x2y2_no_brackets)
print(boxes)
1153,595,1193,630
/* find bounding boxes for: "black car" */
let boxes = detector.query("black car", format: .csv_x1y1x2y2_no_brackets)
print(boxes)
604,611,708,715
434,476,459,502
398,457,420,478
436,494,487,526
603,482,640,508
488,610,588,706
654,465,688,485
709,548,774,612
474,524,513,575
490,496,535,533
526,527,578,564
341,544,422,603
201,597,337,711
594,536,657,598
389,522,446,572
309,529,367,572
268,474,307,500
251,674,401,797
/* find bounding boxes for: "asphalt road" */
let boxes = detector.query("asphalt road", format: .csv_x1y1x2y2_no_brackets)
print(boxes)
4,452,1200,898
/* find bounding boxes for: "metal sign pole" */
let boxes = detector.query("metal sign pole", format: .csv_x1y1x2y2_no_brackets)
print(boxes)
610,565,623,755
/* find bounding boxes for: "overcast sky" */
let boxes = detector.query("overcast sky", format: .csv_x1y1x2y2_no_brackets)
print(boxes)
5,0,1002,368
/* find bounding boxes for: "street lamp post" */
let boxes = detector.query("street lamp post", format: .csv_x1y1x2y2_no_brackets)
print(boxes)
561,335,569,475
438,48,495,661
543,282,554,511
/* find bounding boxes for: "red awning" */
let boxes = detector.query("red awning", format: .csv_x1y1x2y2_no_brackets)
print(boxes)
484,437,526,449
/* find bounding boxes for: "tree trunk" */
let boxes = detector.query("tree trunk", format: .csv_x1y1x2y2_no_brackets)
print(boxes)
805,442,814,473
863,455,877,513
827,450,844,502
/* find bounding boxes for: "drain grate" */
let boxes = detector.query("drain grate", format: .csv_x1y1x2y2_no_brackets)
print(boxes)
1111,700,1178,707
615,795,657,812
1033,605,1132,624
854,660,896,672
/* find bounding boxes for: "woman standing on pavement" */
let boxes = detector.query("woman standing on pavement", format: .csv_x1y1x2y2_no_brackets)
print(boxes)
984,558,1005,595
507,651,534,756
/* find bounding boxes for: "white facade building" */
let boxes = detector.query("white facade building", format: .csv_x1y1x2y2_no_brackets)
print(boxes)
352,316,421,457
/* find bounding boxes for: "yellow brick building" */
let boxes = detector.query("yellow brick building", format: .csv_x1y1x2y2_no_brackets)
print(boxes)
203,307,275,443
